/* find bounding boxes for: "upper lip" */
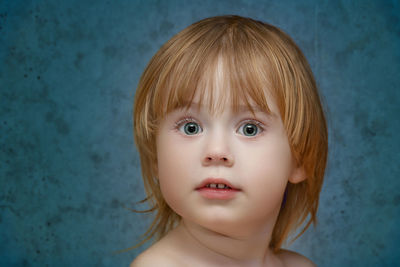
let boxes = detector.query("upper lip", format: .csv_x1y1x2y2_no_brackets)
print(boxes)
196,178,241,190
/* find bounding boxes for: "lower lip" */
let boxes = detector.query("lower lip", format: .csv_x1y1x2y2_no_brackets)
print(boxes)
196,188,240,200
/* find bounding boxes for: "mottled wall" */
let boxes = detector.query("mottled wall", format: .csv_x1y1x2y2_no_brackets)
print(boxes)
1,0,399,266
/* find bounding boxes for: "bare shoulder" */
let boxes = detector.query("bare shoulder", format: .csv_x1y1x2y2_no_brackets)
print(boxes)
129,243,180,267
129,236,181,267
276,249,317,267
130,246,176,267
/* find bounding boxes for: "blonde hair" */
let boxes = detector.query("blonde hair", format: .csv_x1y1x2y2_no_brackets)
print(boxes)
133,15,328,251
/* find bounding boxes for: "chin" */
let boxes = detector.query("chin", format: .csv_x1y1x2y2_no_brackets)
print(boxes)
191,216,255,237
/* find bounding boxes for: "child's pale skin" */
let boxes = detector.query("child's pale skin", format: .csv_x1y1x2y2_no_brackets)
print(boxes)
132,65,316,267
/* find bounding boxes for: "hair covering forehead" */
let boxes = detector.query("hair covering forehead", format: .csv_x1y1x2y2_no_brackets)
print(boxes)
158,27,273,117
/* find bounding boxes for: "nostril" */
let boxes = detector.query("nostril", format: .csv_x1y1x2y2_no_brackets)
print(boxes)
203,155,233,166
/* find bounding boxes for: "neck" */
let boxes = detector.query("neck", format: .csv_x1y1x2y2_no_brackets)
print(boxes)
173,219,280,266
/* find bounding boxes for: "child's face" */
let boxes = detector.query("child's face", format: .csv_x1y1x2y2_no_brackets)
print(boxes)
156,85,304,237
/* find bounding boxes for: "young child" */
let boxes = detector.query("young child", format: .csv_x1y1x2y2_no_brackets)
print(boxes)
131,15,327,267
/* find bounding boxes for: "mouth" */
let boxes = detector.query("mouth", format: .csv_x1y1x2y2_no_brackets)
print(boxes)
195,178,241,200
196,178,240,191
204,183,232,189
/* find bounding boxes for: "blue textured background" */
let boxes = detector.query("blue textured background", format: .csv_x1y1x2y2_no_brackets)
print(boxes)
1,0,399,266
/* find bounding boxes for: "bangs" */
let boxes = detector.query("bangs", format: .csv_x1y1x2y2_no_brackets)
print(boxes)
151,21,274,118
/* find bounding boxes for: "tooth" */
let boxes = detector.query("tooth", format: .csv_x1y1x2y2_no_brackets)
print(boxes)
210,183,217,188
217,184,225,189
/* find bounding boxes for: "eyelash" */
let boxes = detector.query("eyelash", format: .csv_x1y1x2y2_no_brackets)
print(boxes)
174,117,265,136
174,117,202,131
236,119,265,136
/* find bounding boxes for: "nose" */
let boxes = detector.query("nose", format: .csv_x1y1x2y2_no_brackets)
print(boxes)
202,133,234,167
203,154,234,167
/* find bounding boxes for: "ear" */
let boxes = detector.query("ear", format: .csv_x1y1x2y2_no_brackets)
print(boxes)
288,166,307,184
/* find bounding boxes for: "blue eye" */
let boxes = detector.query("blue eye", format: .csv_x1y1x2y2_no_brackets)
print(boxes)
180,121,202,135
238,122,261,136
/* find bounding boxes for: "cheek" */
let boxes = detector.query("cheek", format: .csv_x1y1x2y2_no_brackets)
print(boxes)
157,137,196,179
238,138,293,204
242,137,293,175
156,135,197,211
